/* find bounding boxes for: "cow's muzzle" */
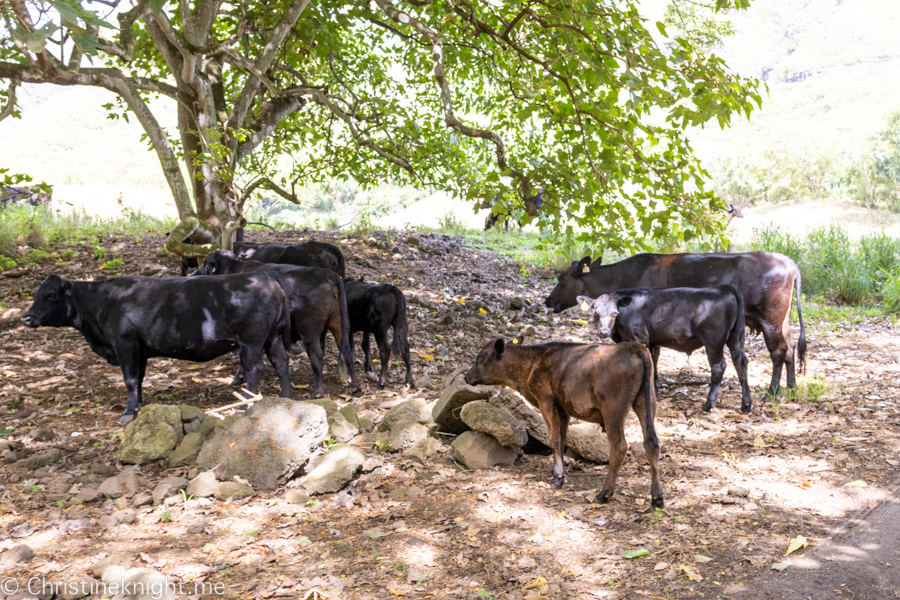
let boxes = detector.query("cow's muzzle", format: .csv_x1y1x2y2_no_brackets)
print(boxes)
21,314,38,327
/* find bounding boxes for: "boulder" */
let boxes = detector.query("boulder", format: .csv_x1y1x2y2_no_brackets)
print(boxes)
387,422,430,453
433,368,493,434
489,388,550,447
378,398,432,433
25,448,61,470
451,431,518,470
460,401,527,448
299,445,366,495
404,437,442,464
0,544,33,565
196,398,328,491
196,414,239,439
91,554,132,578
214,481,255,501
327,411,359,443
565,423,610,464
167,433,204,468
339,404,361,430
306,398,338,417
114,405,183,465
186,471,218,498
152,476,189,505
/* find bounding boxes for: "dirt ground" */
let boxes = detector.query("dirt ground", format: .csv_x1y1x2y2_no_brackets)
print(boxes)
1,229,899,600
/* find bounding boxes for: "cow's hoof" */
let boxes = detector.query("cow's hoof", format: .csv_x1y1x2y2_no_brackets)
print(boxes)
651,495,665,509
118,413,136,424
593,493,611,504
551,476,565,489
741,404,752,414
350,387,364,397
377,382,386,390
701,401,714,413
230,378,245,386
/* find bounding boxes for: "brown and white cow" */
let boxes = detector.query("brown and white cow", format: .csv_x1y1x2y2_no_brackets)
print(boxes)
546,252,805,396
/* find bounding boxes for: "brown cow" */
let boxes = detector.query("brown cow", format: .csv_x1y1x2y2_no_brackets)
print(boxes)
546,252,805,396
464,339,664,508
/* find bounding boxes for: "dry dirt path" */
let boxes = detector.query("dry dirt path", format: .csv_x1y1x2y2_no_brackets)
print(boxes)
1,229,899,600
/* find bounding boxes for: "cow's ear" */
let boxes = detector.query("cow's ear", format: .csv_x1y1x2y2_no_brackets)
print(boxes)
617,296,633,308
577,256,592,274
511,334,525,345
576,295,594,311
493,338,506,357
596,256,603,266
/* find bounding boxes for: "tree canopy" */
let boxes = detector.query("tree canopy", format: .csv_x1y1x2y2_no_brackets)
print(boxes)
0,0,761,254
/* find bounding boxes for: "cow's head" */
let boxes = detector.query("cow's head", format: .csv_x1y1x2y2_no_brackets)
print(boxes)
22,275,74,328
465,337,524,387
546,256,599,313
577,294,631,337
195,250,238,275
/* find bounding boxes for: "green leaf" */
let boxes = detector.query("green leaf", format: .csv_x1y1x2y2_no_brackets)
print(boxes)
150,0,167,15
771,560,791,572
623,548,650,559
694,554,712,563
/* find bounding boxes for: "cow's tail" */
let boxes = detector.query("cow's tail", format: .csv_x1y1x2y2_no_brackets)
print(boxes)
335,276,354,383
270,272,293,351
392,288,410,360
793,261,807,374
637,345,660,453
723,284,747,353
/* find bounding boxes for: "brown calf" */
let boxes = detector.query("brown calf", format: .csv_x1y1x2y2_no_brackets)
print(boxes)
464,339,664,508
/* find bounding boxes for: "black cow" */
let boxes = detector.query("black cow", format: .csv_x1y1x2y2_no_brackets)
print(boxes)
344,279,414,389
196,251,360,396
180,237,345,277
22,273,293,423
546,252,806,396
577,285,752,413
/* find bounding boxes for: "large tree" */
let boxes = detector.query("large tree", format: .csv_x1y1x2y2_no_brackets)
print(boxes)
0,0,760,255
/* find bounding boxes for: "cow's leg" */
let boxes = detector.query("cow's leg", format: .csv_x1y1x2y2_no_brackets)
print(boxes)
650,346,661,386
362,332,375,376
117,346,146,424
596,423,629,504
238,343,266,396
536,396,566,488
781,309,797,389
231,363,246,386
762,323,787,397
701,345,727,412
632,392,664,508
374,328,391,390
265,339,293,400
301,336,326,398
728,333,753,414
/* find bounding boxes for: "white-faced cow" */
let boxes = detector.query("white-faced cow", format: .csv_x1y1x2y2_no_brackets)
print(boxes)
577,285,752,413
195,251,360,397
546,252,805,396
465,339,663,508
22,273,293,423
344,278,414,390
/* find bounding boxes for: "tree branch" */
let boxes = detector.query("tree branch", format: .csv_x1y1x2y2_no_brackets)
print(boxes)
0,79,18,123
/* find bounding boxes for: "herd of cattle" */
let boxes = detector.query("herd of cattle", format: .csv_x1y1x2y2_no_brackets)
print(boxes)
22,237,806,507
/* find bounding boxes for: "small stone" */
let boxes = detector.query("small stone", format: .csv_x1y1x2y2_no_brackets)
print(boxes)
0,544,33,565
361,456,384,472
90,463,117,477
388,422,430,453
508,297,529,311
98,515,119,529
285,489,310,505
339,404,361,430
406,235,420,246
113,496,129,510
178,405,204,421
58,576,100,600
26,448,61,470
114,509,136,525
185,517,208,534
167,432,204,468
1,448,17,463
97,476,123,499
357,416,374,432
743,502,758,512
32,427,56,441
433,368,493,434
451,431,518,470
214,481,254,501
186,471,218,498
74,488,101,504
460,401,527,448
328,411,360,443
728,486,750,497
132,493,153,507
152,477,191,505
91,554,132,578
300,445,366,495
349,432,375,448
114,404,184,465
404,437,442,464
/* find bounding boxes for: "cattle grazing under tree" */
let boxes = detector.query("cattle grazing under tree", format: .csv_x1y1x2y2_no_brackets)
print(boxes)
465,338,664,508
195,251,360,397
577,285,752,413
343,279,414,390
22,273,293,423
180,235,346,277
546,252,806,396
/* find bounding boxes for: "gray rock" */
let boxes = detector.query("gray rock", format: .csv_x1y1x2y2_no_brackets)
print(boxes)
58,576,100,600
167,432,204,468
152,476,189,505
26,448,61,471
185,517,208,534
509,297,530,310
361,456,383,472
132,493,153,507
114,509,136,524
0,439,9,453
433,368,493,434
196,398,329,492
300,445,366,495
339,404,361,430
214,481,254,501
489,388,551,447
451,431,518,470
460,401,527,448
284,488,310,505
378,398,432,433
196,414,239,439
728,486,750,497
117,568,177,600
565,423,610,464
98,476,123,499
73,488,101,504
91,554,132,578
406,235,420,246
388,422,430,453
90,463,117,477
186,471,218,498
117,467,140,494
0,544,33,565
358,416,374,432
404,437,442,464
305,398,338,417
178,405,204,421
98,515,119,529
113,496,129,510
32,427,56,441
349,432,376,448
114,405,183,465
1,448,16,463
328,411,359,443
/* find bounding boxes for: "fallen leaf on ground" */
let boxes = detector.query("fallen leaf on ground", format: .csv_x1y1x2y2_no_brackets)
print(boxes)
680,565,703,581
786,536,809,555
654,563,669,571
772,560,791,572
623,548,650,559
845,480,868,488
694,554,712,563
